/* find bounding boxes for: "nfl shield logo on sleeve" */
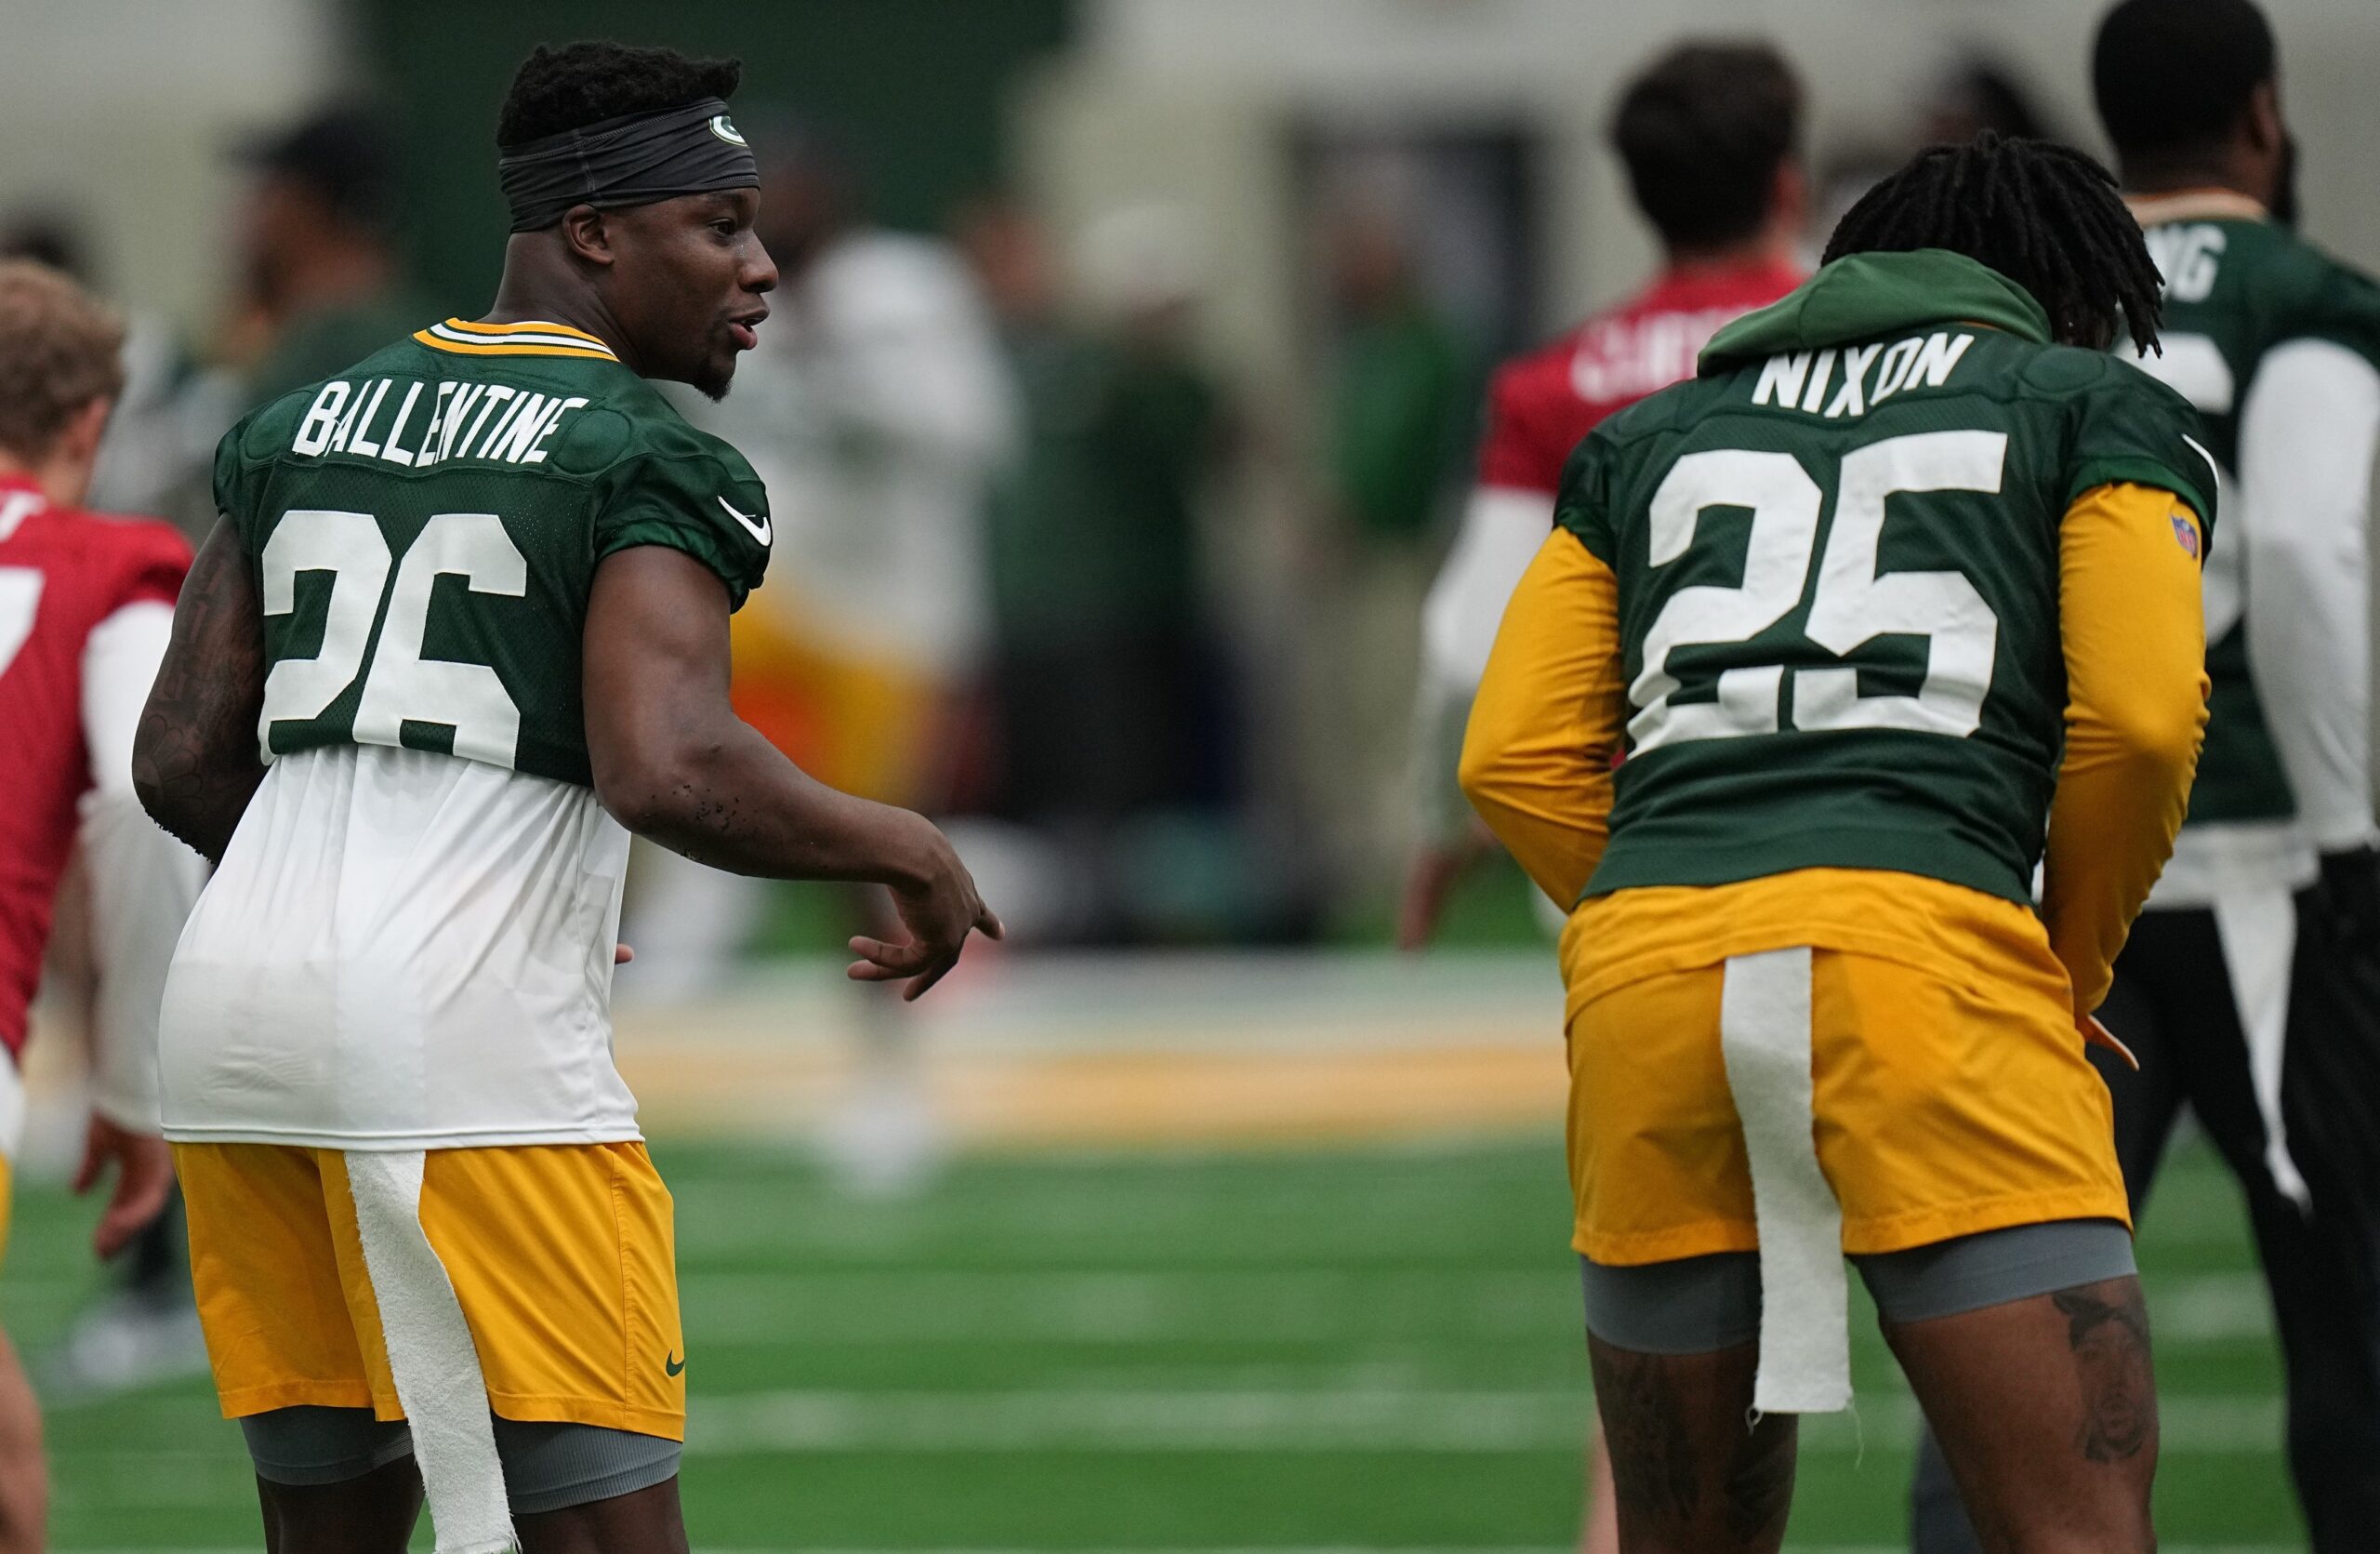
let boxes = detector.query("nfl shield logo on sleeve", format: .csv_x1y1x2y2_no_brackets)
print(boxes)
2172,511,2201,560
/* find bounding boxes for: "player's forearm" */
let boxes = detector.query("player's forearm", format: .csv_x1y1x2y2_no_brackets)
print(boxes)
2042,483,2210,1017
130,520,266,866
601,716,949,890
1457,530,1625,910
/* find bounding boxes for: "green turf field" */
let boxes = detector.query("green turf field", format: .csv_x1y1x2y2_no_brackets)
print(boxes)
20,1133,2294,1552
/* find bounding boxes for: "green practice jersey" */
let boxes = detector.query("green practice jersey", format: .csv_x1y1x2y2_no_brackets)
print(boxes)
214,317,773,788
1559,249,2215,905
2125,206,2380,828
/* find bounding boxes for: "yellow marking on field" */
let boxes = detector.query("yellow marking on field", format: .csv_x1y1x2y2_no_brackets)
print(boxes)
613,1030,1564,1146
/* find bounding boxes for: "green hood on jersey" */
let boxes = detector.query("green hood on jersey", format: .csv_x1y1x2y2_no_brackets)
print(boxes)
1700,249,2051,371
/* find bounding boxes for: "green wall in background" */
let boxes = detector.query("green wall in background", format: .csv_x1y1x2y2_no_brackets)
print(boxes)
355,0,1074,314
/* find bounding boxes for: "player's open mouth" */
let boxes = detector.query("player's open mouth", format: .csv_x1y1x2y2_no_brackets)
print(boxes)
728,314,764,351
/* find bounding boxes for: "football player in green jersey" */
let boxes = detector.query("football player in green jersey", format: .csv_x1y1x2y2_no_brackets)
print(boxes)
132,41,998,1554
1462,133,2213,1552
1913,4,2380,1550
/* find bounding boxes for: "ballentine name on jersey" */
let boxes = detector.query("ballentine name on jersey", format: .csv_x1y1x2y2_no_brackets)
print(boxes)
291,377,593,469
1750,331,1977,418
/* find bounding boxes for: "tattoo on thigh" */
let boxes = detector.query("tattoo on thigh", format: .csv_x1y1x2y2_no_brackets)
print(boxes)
1590,1345,1700,1527
2052,1282,2154,1464
1724,1415,1795,1547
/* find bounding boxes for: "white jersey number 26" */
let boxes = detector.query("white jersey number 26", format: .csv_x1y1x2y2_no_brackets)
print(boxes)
258,509,525,767
1630,429,2004,752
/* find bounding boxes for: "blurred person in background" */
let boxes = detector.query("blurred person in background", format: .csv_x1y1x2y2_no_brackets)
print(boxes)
230,104,424,410
1402,40,1806,944
1808,54,2066,275
627,119,1012,1190
39,100,423,1404
0,259,204,1552
1910,2,2380,1548
1400,42,1806,1552
7,211,224,1402
1920,55,2061,148
0,215,233,536
1315,200,1476,891
959,194,1236,942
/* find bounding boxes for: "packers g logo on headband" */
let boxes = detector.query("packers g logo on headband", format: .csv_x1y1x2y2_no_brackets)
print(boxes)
708,114,747,147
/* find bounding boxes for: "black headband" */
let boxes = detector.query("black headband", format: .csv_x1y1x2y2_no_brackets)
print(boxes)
497,97,758,233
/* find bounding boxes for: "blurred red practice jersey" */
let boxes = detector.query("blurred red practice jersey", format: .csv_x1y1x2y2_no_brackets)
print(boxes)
0,475,190,1056
1474,258,1805,495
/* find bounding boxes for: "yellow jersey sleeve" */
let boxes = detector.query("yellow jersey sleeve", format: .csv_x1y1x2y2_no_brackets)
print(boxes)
1459,529,1628,910
2043,480,2212,1022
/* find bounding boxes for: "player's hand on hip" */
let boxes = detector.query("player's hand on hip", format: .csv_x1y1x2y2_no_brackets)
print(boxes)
73,1113,175,1260
848,826,1003,1002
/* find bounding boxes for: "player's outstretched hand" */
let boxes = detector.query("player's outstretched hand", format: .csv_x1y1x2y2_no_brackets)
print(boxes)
73,1113,175,1260
847,827,1003,1002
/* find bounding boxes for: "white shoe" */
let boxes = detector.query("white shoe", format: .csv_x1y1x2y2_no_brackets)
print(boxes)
41,1292,209,1401
818,1072,946,1198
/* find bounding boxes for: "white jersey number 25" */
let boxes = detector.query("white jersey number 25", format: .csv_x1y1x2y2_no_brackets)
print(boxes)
258,509,525,767
1630,429,2004,751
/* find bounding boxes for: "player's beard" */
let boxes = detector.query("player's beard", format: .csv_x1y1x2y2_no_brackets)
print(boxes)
692,352,737,403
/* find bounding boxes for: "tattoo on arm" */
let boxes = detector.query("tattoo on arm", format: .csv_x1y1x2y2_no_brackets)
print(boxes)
133,521,266,865
2053,1282,2155,1464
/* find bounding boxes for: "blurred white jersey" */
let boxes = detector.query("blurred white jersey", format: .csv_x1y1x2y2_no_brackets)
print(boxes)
693,230,1014,681
159,745,638,1149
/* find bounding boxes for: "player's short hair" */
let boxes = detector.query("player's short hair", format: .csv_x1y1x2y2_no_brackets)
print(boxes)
1608,41,1804,250
0,261,124,459
497,40,743,148
2093,0,2277,163
1823,132,2164,354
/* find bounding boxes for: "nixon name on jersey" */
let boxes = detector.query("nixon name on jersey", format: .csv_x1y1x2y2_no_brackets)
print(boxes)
1750,332,1977,418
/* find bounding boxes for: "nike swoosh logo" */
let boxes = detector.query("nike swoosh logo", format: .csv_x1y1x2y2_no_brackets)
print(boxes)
718,496,772,547
666,1351,686,1377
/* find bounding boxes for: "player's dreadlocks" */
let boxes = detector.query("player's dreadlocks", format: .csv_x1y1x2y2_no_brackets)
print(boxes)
1822,131,2164,355
497,40,742,148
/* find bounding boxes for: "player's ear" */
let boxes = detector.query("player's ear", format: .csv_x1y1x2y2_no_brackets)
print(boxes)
2242,79,2285,160
60,396,112,463
560,205,616,269
44,396,112,509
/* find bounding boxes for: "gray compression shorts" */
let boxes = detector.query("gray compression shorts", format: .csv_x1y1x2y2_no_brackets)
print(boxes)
1578,1217,2137,1354
239,1406,681,1516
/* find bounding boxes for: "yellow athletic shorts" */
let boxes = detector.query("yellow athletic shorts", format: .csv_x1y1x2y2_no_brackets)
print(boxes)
1561,868,2131,1267
176,1141,685,1440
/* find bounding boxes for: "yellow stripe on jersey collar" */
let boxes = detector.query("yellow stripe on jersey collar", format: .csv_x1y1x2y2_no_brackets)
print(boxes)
412,317,618,360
